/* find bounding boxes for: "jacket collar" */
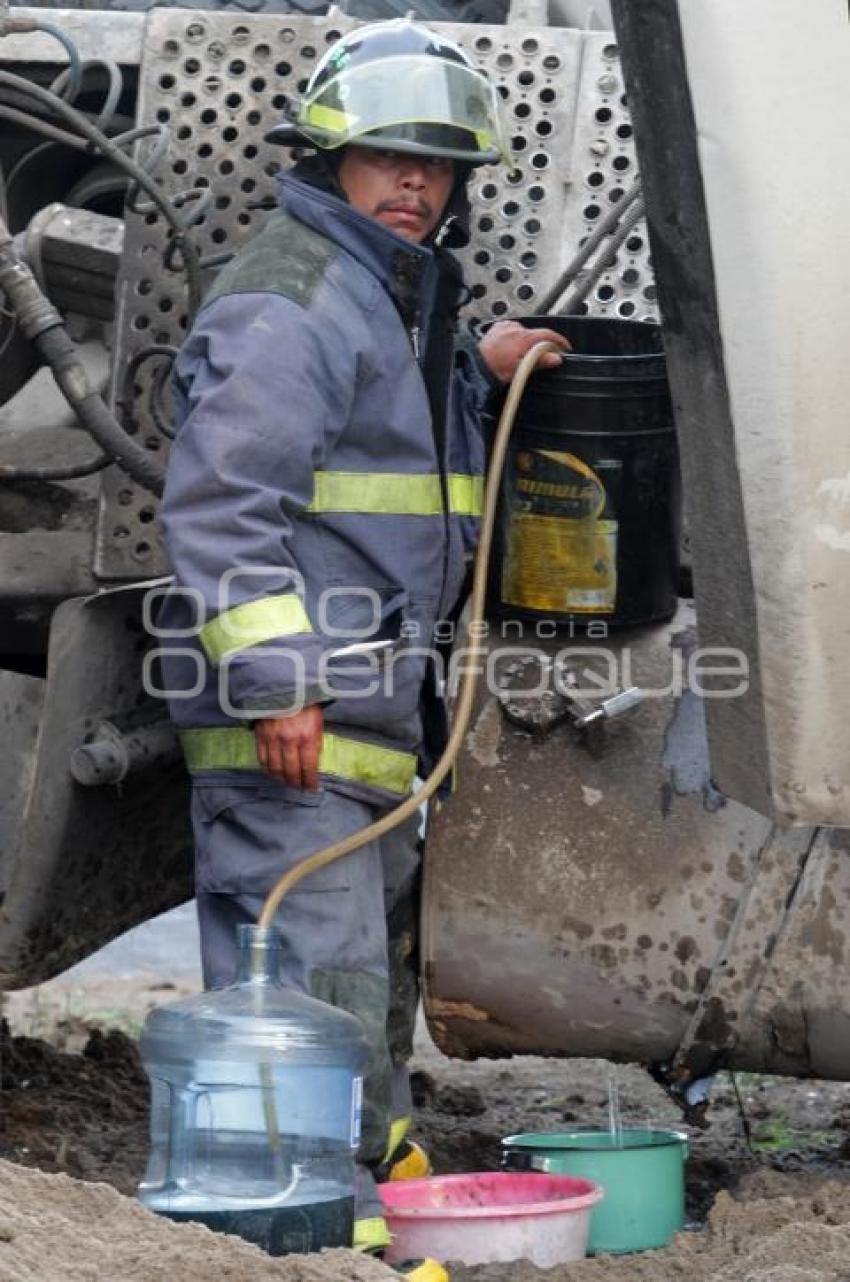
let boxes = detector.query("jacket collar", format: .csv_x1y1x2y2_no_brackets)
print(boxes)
277,173,437,329
278,174,433,284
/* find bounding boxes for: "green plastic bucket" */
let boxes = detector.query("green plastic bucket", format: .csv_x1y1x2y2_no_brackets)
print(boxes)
501,1130,687,1255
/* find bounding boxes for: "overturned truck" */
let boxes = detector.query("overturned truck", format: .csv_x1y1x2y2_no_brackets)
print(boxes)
2,0,850,1103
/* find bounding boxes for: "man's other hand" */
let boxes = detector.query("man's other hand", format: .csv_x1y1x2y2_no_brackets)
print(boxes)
477,320,571,384
254,706,324,791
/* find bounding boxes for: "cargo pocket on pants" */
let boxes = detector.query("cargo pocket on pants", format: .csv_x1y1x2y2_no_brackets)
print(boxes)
191,782,351,897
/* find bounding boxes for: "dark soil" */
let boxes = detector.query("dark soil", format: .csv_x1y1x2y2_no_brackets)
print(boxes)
3,1011,850,1226
410,1054,850,1223
0,1019,149,1194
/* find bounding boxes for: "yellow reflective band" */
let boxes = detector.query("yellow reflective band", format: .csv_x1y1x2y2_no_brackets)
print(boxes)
308,471,483,517
448,473,484,517
384,1115,412,1164
320,733,416,794
199,595,312,665
353,1216,392,1253
180,727,416,796
305,102,352,134
309,471,443,516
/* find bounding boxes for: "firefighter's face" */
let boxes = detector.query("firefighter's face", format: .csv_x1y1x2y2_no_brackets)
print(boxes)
338,146,455,243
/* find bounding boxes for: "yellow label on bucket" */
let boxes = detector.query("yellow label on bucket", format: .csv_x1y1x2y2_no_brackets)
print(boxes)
502,515,618,613
502,448,618,613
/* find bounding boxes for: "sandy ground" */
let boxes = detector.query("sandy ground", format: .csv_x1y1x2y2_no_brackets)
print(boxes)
3,969,850,1281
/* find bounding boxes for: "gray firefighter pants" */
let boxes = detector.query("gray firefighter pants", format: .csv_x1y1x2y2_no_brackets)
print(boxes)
190,778,422,1222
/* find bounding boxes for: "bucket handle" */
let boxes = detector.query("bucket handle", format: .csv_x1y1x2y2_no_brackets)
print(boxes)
671,1130,690,1162
501,1149,546,1173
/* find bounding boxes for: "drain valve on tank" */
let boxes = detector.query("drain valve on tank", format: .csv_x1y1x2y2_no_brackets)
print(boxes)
496,653,641,753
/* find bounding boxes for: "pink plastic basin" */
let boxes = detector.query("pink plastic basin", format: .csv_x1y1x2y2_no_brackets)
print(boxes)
380,1171,603,1267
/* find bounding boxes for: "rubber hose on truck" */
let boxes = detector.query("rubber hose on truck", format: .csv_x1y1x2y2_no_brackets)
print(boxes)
0,218,166,497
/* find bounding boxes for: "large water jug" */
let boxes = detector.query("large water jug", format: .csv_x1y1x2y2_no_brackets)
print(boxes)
137,924,368,1255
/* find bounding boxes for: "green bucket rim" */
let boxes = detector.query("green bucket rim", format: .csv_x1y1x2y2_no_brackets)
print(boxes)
502,1128,688,1154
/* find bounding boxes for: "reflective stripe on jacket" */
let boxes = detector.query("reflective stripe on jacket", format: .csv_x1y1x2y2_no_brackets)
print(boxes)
158,173,491,805
180,728,416,796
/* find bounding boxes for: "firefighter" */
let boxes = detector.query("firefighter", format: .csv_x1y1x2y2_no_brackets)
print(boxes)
157,17,567,1255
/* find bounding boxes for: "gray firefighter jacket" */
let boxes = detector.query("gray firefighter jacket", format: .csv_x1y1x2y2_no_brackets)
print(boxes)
157,172,492,806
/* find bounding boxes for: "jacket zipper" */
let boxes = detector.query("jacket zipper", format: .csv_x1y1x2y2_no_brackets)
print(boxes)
394,253,452,608
408,314,451,605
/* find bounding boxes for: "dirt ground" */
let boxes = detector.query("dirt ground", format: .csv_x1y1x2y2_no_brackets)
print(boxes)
3,978,850,1280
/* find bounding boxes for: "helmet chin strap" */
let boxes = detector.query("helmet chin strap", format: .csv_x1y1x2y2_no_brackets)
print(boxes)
433,215,456,248
429,165,472,250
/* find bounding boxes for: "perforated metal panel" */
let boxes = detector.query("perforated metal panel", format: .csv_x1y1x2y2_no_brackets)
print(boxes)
460,26,582,319
564,33,655,322
99,12,650,579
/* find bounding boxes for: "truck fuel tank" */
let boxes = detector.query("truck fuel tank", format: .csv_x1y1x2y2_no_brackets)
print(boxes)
423,603,850,1082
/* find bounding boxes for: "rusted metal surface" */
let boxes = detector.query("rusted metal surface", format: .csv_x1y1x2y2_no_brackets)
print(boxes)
667,825,817,1082
423,602,850,1078
739,829,850,1079
0,585,193,989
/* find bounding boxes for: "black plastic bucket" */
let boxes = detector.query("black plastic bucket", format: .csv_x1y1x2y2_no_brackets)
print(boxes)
489,315,681,627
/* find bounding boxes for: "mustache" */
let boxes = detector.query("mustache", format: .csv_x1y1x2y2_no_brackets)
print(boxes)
375,198,432,219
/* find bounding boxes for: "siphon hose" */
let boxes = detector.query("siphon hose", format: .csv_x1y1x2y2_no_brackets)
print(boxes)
255,339,561,937
252,341,560,1177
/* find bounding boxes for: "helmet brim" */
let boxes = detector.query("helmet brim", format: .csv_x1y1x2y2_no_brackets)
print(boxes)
337,130,500,166
265,121,310,148
265,122,501,166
